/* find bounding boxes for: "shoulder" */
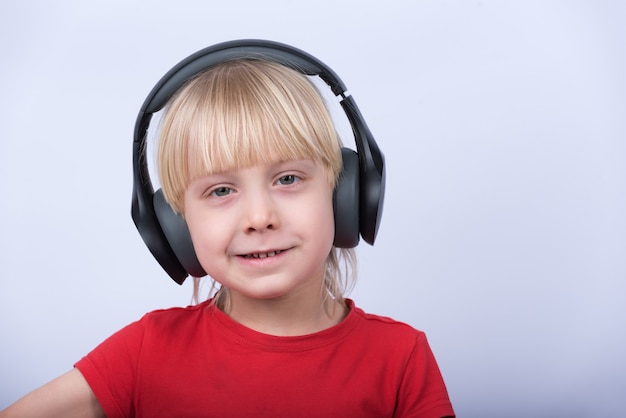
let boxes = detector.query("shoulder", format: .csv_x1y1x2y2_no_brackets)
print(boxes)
79,300,214,355
135,299,215,336
349,300,425,336
346,300,431,353
140,299,213,322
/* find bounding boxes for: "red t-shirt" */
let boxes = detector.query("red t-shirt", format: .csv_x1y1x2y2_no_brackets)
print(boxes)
75,299,454,417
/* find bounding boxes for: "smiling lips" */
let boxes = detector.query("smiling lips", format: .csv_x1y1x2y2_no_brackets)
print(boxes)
241,250,285,259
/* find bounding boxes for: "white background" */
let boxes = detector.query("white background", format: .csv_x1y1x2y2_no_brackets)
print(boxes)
1,1,625,417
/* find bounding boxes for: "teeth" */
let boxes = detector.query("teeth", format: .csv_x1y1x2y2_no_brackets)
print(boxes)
245,250,281,259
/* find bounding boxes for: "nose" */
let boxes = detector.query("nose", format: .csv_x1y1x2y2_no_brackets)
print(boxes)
242,188,279,233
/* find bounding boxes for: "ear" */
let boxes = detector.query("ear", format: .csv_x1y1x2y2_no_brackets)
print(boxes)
153,189,207,278
333,148,360,248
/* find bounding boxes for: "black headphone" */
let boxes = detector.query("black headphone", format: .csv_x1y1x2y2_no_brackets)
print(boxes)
131,39,385,284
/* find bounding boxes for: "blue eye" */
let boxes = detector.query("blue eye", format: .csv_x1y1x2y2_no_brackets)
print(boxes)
278,175,298,185
211,186,232,197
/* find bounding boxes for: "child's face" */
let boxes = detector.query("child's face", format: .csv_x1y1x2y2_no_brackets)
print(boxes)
183,158,335,302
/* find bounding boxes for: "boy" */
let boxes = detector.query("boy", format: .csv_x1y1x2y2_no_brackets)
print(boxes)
1,40,454,417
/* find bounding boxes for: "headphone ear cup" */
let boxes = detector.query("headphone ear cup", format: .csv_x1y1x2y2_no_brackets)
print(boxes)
358,144,385,245
153,189,207,278
333,148,360,248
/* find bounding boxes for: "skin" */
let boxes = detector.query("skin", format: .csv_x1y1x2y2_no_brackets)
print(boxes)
0,158,344,415
0,369,104,418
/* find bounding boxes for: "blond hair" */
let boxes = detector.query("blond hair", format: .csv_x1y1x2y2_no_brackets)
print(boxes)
157,59,356,308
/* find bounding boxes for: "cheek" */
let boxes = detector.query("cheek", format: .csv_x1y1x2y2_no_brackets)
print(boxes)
185,215,233,277
303,190,336,244
184,206,222,256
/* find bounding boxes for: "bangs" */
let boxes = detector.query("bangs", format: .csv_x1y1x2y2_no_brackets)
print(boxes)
157,59,342,214
185,91,334,179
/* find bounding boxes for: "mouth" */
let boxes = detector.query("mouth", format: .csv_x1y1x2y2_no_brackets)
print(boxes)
240,249,285,259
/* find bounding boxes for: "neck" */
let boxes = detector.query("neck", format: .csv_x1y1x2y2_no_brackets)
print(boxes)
222,289,347,337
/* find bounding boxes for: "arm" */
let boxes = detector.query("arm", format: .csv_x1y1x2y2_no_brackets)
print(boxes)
0,369,105,418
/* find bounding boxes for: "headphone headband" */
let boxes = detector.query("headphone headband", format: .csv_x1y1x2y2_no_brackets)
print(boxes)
138,39,346,119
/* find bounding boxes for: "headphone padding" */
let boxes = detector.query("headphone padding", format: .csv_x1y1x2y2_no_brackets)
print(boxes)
153,190,207,278
333,148,360,248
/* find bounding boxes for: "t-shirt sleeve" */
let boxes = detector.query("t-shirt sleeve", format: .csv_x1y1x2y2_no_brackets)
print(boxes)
394,333,455,418
75,319,146,418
